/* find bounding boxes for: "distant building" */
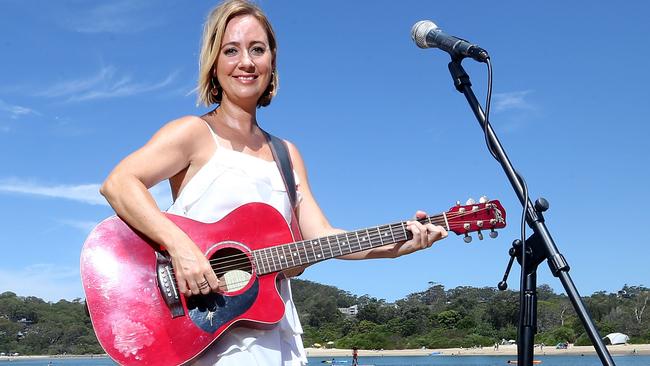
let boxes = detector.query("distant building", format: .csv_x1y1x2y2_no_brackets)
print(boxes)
338,304,359,317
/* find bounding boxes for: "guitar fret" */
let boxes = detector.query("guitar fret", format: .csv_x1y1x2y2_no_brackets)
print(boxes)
401,222,409,241
253,253,261,275
341,233,351,254
321,237,331,259
298,240,309,263
354,231,364,251
293,242,302,266
345,232,357,252
442,212,451,231
258,249,266,274
375,227,384,245
266,248,273,274
388,224,396,243
280,245,289,270
306,240,314,262
364,229,371,248
327,235,340,256
287,243,295,267
316,238,325,259
273,246,281,272
380,225,391,244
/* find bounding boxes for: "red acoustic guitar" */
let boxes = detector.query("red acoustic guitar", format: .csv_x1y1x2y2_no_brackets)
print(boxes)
81,200,506,365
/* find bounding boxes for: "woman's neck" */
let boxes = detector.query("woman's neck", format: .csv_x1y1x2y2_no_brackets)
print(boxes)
216,98,258,135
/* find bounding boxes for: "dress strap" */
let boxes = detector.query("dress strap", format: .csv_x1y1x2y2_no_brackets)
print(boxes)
200,118,222,148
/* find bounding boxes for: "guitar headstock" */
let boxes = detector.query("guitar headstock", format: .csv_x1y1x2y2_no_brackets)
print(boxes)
445,198,506,243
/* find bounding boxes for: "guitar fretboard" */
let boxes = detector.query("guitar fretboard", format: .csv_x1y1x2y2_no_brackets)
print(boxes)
252,214,448,275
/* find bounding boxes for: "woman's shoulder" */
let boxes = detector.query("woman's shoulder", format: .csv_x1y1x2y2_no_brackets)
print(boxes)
152,115,209,142
161,115,207,134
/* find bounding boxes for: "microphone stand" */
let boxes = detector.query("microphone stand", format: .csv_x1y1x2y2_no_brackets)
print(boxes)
446,58,615,366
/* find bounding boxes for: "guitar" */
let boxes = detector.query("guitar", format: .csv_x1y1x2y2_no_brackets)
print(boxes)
81,200,506,365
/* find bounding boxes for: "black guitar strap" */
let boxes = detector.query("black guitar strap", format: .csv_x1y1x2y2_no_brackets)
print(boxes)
263,131,299,213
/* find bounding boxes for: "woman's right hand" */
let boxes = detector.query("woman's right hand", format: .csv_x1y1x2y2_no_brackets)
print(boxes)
99,117,222,297
168,238,221,296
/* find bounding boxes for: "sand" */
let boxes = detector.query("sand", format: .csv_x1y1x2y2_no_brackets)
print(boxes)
1,344,647,361
305,343,650,357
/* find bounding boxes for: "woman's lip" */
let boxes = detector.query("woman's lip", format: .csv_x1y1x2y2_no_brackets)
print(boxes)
233,75,258,80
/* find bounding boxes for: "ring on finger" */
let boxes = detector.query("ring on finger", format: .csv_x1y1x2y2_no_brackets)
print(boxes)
198,280,209,289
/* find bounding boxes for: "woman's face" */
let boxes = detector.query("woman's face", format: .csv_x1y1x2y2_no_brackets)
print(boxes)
215,15,273,106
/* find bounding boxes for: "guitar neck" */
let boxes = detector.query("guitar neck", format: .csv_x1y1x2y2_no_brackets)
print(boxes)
252,213,449,275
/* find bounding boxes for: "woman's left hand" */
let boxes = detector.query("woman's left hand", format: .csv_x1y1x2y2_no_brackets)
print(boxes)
389,210,448,257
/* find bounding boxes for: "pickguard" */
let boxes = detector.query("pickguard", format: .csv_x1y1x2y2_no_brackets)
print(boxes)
187,278,259,333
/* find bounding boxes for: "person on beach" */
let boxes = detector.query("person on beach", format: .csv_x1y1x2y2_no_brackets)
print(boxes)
99,0,448,365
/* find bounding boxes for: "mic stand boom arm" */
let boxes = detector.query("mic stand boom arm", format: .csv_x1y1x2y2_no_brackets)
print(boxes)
446,59,615,366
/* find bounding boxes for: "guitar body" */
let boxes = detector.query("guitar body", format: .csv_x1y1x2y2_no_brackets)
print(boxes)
80,203,294,366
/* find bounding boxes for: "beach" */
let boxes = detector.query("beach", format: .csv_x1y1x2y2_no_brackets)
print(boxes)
305,343,650,357
1,344,647,362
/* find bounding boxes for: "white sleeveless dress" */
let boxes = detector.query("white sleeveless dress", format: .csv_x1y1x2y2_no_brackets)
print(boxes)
166,122,307,366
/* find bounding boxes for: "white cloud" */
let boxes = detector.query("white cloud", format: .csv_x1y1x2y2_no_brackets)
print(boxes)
493,90,535,112
0,264,83,302
0,179,106,205
37,66,178,102
57,219,100,233
60,1,165,34
0,99,40,120
0,178,172,209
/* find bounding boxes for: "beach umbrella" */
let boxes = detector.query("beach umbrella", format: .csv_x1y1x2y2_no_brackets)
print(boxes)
603,333,629,345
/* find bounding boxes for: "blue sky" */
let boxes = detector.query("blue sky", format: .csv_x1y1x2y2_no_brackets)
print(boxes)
1,1,648,303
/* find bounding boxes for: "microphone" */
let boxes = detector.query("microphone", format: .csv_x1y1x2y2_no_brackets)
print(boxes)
411,20,489,63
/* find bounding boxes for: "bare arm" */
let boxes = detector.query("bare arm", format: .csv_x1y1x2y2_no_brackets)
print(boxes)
100,116,220,296
285,141,448,266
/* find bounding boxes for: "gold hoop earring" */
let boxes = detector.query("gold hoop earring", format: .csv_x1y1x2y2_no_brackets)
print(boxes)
210,77,220,97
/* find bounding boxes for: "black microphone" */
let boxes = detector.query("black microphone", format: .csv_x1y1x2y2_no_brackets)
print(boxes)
411,20,489,63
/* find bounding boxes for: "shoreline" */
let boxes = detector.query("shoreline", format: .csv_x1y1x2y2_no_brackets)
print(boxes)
305,343,650,357
1,344,647,361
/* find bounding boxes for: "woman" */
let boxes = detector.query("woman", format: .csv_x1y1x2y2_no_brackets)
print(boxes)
100,0,448,365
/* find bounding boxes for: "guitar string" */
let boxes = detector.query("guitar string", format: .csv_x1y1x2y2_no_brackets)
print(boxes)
189,205,496,267
169,212,502,280
169,228,497,291
168,206,502,275
170,220,494,280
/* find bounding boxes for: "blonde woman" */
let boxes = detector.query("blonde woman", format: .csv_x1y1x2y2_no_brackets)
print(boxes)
100,1,448,364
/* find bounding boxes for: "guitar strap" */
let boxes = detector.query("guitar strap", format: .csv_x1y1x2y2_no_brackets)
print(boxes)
263,131,304,243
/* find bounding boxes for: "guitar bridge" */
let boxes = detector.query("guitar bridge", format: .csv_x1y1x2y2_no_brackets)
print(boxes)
156,252,185,318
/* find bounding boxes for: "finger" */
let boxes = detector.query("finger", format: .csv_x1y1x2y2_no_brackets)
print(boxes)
407,221,426,249
202,267,220,293
187,276,201,296
414,210,427,219
427,224,448,243
197,277,211,295
415,221,428,248
176,274,189,296
425,223,443,247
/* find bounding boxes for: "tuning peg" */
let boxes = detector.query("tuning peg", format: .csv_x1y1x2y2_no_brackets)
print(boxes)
456,200,461,207
463,233,472,243
489,229,499,239
465,198,476,205
477,230,484,240
479,196,489,203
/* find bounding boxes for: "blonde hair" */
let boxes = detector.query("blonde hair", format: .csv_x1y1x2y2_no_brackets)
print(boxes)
197,0,278,107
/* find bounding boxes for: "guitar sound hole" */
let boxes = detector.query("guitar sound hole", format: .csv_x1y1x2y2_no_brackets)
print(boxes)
211,246,253,293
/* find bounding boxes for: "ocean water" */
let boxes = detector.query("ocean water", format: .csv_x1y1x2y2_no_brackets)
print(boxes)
0,355,648,366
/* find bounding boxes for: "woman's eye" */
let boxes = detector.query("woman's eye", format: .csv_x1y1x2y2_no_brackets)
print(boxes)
250,46,266,56
224,48,237,56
